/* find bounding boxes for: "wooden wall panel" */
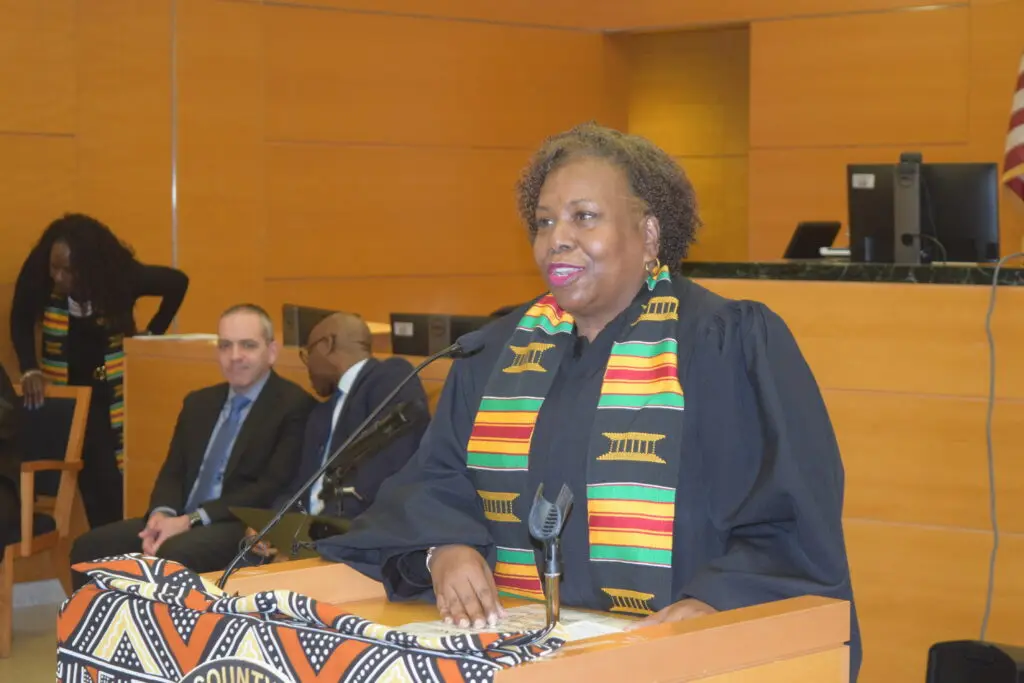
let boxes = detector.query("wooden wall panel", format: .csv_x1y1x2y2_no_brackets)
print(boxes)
264,145,536,279
750,7,970,149
991,535,1024,643
828,391,1024,532
683,157,750,262
746,144,980,259
613,28,750,262
0,0,75,134
968,0,1024,154
617,28,749,157
688,276,1024,682
594,0,954,30
969,0,1024,254
175,0,266,332
77,0,173,353
0,136,77,282
258,0,595,28
844,522,1024,683
263,274,545,334
695,278,1024,399
75,0,173,268
263,5,616,147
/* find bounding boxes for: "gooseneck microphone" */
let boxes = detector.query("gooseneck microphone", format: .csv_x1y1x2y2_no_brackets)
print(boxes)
215,329,487,589
500,483,574,648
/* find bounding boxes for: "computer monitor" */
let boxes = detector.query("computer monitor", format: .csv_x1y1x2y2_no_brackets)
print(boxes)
847,162,1000,263
281,304,341,347
783,221,841,259
389,313,494,356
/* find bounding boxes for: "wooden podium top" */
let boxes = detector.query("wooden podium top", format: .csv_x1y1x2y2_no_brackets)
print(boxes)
205,559,851,682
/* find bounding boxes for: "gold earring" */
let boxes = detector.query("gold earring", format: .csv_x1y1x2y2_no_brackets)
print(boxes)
646,257,661,276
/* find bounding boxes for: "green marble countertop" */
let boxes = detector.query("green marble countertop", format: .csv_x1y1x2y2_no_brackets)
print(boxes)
679,260,1024,286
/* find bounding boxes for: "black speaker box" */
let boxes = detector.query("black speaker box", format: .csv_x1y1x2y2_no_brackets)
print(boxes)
927,640,1024,683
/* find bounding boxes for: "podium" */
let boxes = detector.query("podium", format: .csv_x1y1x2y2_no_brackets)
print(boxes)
211,559,852,682
56,555,850,682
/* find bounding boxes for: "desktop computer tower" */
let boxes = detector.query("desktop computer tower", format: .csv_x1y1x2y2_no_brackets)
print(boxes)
926,640,1024,683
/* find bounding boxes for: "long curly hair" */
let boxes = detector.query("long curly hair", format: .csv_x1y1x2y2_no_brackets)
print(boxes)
21,213,140,334
515,122,702,271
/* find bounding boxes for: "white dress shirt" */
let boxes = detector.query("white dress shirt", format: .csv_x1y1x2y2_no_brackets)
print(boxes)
309,358,369,514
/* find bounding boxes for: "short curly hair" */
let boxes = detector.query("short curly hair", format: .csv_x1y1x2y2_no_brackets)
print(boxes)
515,122,702,270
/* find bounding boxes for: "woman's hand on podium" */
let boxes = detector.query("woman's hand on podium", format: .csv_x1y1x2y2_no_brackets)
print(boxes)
627,597,717,630
429,544,506,630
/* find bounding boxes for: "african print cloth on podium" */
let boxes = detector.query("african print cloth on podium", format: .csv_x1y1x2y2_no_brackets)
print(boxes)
57,555,563,683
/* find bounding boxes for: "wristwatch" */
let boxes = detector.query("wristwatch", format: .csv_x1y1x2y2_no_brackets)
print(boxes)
188,511,203,528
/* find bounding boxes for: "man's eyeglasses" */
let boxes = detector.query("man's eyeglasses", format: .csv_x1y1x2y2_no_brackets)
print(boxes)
298,334,333,365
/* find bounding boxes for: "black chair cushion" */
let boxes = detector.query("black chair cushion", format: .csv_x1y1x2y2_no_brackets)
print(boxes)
8,512,58,544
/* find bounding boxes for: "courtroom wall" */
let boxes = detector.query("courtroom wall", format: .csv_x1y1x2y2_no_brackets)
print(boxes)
614,1,1024,260
0,0,620,373
0,0,173,373
609,27,750,262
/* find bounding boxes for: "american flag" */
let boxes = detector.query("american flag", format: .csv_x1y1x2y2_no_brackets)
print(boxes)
1005,51,1024,202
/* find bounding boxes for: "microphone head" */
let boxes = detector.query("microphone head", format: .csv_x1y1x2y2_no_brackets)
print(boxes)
527,483,573,542
449,328,487,359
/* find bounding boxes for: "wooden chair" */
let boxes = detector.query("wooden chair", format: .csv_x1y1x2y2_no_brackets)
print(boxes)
0,384,90,658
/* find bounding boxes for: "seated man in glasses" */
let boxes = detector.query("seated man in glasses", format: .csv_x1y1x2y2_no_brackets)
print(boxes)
246,313,430,562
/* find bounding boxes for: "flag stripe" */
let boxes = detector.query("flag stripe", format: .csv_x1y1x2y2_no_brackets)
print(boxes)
1005,52,1024,203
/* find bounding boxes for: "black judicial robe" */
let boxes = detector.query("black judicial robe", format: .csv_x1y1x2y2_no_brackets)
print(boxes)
317,277,862,680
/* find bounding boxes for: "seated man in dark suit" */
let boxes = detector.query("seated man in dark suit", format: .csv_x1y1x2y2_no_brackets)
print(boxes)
70,304,314,589
291,312,429,519
0,362,21,561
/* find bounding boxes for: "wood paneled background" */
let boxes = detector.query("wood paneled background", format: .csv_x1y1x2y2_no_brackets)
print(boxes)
1,2,1023,681
2,0,1021,358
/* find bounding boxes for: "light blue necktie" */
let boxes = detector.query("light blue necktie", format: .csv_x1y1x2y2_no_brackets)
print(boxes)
308,388,344,514
186,394,251,513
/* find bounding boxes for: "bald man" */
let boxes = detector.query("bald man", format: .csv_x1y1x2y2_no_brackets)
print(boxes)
290,313,429,519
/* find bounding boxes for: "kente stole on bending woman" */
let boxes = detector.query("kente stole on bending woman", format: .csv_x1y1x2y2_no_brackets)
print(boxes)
466,266,683,616
41,293,127,471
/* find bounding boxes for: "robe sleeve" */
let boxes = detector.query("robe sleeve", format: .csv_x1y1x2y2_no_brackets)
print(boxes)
315,356,495,601
678,301,857,615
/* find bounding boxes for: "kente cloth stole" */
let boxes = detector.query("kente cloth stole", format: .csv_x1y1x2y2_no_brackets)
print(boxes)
42,293,127,471
466,266,684,616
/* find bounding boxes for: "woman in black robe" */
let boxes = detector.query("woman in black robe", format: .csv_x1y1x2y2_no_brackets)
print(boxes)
318,123,861,680
9,213,189,528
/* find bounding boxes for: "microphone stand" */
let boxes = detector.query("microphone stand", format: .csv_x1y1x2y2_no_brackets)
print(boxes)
216,340,473,590
318,400,426,514
500,483,573,648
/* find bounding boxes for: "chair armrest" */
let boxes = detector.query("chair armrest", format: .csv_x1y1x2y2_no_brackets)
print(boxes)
20,460,84,473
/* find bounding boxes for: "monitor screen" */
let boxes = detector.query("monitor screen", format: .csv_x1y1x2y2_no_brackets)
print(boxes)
389,313,493,356
281,304,341,347
847,162,999,263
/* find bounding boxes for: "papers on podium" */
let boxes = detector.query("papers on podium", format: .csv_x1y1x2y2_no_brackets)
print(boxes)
399,603,635,643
